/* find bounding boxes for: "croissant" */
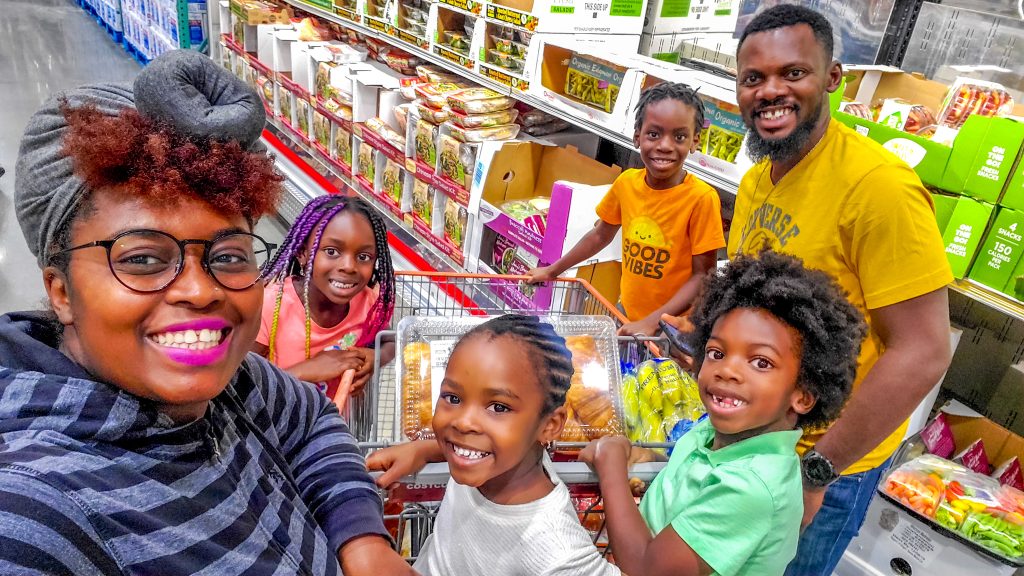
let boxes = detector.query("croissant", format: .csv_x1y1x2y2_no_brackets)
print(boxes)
565,335,600,368
569,385,615,433
402,342,433,439
560,405,589,443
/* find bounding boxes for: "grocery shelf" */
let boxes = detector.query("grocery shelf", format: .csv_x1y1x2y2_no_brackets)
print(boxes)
948,279,1024,323
277,0,741,195
263,118,466,273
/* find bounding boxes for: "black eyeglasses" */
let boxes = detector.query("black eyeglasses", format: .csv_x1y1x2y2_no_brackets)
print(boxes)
56,229,277,293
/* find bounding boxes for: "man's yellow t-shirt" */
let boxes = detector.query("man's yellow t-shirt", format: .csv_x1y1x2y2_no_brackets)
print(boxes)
597,169,726,321
728,120,953,475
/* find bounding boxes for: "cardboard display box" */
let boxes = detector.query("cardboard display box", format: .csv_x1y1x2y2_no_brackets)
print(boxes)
639,31,737,68
941,117,1024,204
940,195,995,279
463,141,621,272
643,0,738,35
483,0,648,36
833,111,951,189
988,363,1024,438
967,207,1024,292
432,4,482,71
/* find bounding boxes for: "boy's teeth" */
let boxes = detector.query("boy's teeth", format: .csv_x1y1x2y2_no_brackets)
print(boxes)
152,329,225,350
452,444,490,460
713,394,747,408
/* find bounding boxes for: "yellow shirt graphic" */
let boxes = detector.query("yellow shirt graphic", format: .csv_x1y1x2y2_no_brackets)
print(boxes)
597,169,725,321
728,120,953,475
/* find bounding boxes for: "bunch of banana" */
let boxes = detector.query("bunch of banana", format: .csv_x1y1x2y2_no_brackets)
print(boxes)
705,127,745,163
622,358,704,444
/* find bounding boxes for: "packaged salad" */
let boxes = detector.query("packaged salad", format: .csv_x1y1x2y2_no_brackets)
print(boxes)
446,87,515,114
446,122,520,143
447,107,519,129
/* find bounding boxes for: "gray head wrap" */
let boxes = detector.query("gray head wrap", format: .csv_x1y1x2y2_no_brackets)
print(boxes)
15,49,266,268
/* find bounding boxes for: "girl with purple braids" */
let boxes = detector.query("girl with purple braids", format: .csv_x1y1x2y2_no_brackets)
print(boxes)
254,195,396,401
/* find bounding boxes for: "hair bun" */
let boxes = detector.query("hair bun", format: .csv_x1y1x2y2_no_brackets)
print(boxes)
133,50,265,150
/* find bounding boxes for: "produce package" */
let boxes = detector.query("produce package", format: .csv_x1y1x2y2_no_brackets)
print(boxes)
415,101,450,124
491,233,518,274
625,358,705,445
381,158,404,206
278,84,292,123
565,54,625,113
396,316,623,442
295,98,310,138
517,107,559,127
436,135,478,189
393,103,412,133
448,107,519,129
522,118,570,137
443,197,469,249
416,65,461,84
446,88,515,115
937,78,1014,130
312,110,331,151
500,197,549,233
357,142,376,182
839,101,873,120
701,126,744,163
256,75,274,110
487,49,525,74
366,117,406,150
881,455,1024,564
316,62,352,105
416,82,469,108
876,99,936,134
380,48,425,76
414,119,439,166
446,122,521,143
412,179,434,226
441,31,471,55
333,128,353,168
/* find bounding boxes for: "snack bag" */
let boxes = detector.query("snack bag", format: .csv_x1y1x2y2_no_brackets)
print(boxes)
445,88,515,114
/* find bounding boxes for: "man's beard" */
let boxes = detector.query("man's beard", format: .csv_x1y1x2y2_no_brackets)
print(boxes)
743,99,823,165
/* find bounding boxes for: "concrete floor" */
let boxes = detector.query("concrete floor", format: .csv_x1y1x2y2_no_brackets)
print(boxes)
0,0,141,313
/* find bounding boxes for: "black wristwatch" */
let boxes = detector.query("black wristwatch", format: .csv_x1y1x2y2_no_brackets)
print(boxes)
801,449,840,489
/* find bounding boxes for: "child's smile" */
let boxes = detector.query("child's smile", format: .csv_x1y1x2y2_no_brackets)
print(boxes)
698,307,814,448
432,335,562,505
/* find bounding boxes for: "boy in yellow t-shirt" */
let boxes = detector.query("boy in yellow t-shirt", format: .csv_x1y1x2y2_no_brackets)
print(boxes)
528,83,725,335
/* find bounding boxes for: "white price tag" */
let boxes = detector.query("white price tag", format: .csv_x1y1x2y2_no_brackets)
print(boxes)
889,520,943,567
429,340,459,411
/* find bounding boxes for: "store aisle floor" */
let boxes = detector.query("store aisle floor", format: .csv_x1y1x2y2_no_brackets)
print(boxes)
0,0,140,313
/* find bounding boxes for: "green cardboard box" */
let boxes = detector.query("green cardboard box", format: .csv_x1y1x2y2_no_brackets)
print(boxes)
833,111,951,189
1002,253,1024,301
933,193,959,234
999,153,1024,212
943,116,1024,203
942,196,995,278
968,208,1024,290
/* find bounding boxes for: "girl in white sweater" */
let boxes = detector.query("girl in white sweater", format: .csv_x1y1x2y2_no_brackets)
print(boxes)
368,314,620,576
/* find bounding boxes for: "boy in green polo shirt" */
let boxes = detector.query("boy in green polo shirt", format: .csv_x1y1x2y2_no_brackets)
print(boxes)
581,251,866,576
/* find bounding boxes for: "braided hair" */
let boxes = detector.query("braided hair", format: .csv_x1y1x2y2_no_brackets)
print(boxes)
261,195,395,362
633,82,707,135
457,314,574,414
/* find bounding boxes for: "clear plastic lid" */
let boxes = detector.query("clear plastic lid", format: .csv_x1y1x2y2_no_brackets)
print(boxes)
397,315,624,442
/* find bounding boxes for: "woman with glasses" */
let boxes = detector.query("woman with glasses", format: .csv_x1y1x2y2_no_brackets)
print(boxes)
0,50,415,576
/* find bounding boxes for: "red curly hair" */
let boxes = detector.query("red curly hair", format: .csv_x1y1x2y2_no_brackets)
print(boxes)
61,102,282,218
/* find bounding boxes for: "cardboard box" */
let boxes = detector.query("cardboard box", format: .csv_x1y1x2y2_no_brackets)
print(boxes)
942,116,1024,203
432,4,480,71
639,31,737,68
484,0,648,35
933,192,959,234
833,111,951,189
463,140,621,272
936,401,1024,473
988,363,1024,437
643,0,738,35
1003,159,1024,213
967,208,1024,291
843,65,950,114
941,195,995,278
479,32,640,92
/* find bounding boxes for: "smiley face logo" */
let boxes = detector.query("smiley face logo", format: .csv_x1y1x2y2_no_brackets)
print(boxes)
626,216,668,248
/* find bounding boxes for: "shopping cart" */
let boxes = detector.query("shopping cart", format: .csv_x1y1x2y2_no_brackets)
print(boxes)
347,271,674,561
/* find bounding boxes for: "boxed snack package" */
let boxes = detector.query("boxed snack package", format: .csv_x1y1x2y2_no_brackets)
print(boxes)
312,110,331,152
435,134,479,192
414,119,439,166
396,316,624,442
994,458,1024,492
333,126,353,169
967,208,1024,292
877,98,937,134
444,196,469,251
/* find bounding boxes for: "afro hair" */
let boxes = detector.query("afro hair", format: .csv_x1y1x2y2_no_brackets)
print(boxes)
686,250,866,429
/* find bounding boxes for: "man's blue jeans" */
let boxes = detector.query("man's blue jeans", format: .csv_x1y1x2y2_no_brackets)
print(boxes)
784,458,892,576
